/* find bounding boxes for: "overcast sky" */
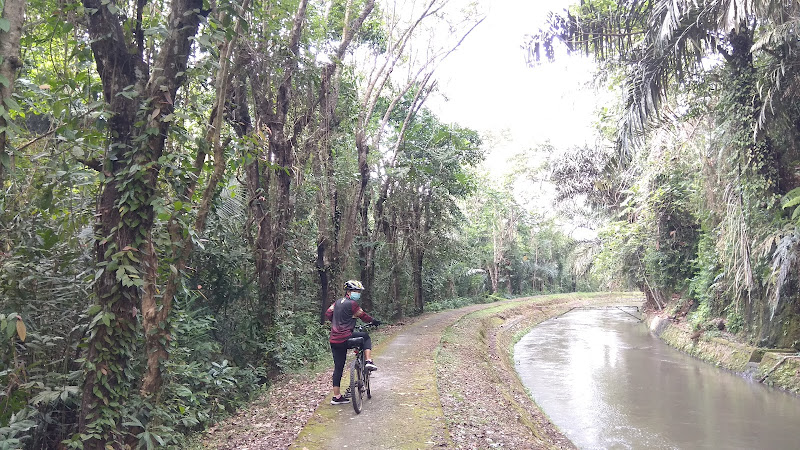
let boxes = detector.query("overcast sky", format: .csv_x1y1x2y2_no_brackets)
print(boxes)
428,0,603,174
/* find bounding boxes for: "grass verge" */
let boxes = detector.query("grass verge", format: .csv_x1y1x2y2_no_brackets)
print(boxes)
434,292,643,449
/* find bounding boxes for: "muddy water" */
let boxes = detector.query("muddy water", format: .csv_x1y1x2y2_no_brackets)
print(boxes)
514,307,800,450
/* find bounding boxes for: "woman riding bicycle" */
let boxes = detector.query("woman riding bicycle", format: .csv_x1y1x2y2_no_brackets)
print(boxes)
325,279,381,405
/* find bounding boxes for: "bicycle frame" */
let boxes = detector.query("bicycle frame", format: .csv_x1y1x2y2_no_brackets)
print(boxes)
346,324,375,414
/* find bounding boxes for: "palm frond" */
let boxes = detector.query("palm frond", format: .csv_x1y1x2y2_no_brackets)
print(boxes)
216,181,248,223
571,239,601,279
753,17,800,132
529,0,717,154
719,181,755,309
767,228,800,319
533,261,559,280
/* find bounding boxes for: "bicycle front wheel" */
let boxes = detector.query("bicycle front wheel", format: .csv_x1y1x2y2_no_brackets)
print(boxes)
365,365,371,399
350,360,363,414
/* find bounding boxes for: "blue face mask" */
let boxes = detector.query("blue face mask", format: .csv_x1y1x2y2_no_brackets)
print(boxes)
350,292,361,300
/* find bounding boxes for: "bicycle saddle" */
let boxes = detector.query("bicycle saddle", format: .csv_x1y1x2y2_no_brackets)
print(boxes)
346,336,364,349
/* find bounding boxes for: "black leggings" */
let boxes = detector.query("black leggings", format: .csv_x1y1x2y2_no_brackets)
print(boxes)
331,332,372,387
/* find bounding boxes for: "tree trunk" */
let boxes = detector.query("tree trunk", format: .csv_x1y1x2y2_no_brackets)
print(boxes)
141,0,248,397
389,261,401,319
245,154,276,331
317,239,332,323
387,211,402,319
486,264,497,294
410,194,429,313
412,246,424,313
78,0,202,443
356,138,374,310
490,222,503,294
245,0,374,335
359,243,376,312
0,0,25,185
358,168,393,312
314,148,339,323
316,0,377,310
728,28,777,186
533,247,539,291
80,39,145,450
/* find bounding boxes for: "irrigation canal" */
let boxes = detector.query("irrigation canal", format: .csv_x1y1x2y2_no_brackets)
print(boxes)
514,307,800,450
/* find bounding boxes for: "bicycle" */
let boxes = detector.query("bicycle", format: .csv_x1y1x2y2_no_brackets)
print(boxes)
344,322,378,414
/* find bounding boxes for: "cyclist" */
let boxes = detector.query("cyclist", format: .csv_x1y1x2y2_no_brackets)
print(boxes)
325,279,381,405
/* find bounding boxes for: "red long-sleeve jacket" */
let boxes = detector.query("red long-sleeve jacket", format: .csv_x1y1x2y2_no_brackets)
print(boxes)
325,296,374,344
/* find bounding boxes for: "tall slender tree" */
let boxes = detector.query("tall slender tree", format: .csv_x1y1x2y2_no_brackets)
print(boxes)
0,0,25,186
350,0,484,310
139,0,253,397
225,0,375,336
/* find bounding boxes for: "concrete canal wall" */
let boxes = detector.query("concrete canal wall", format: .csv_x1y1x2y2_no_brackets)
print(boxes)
647,315,800,395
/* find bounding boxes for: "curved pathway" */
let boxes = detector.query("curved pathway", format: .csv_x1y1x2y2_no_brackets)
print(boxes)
291,303,490,449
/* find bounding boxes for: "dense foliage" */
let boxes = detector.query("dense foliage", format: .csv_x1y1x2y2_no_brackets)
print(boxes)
529,0,800,347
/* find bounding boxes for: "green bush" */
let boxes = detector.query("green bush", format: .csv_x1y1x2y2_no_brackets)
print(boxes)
689,231,723,310
169,299,263,421
727,311,745,334
0,407,37,450
426,296,493,313
0,313,82,449
689,301,712,330
265,310,331,373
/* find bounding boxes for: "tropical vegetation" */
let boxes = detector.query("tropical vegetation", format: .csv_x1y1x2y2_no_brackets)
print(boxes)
11,0,800,447
527,0,800,345
0,0,586,447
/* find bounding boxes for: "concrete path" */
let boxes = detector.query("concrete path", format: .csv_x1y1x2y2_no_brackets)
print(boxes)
291,304,489,449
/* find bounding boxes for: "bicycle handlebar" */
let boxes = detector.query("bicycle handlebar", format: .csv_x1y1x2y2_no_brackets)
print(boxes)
356,321,380,331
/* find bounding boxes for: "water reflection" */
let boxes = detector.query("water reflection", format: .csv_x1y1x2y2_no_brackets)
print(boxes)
514,308,800,450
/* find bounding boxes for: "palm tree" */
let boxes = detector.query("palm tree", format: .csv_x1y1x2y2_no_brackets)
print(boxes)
531,1,800,147
528,0,800,319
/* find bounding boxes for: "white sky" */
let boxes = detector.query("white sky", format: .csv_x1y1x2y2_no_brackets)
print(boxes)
421,0,608,239
428,0,603,175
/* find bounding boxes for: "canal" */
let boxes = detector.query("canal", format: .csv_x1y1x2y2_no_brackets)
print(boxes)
514,307,800,450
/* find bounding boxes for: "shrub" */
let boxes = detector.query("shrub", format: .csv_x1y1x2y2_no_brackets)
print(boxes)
426,296,484,313
689,301,712,330
726,311,745,334
267,310,330,373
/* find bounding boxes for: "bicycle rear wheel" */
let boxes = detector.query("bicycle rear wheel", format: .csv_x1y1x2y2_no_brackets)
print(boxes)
350,360,363,414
